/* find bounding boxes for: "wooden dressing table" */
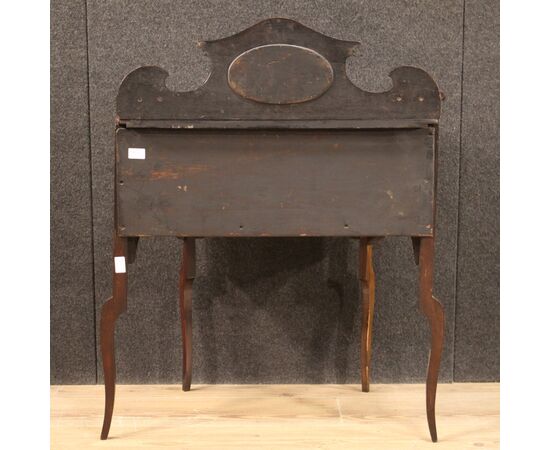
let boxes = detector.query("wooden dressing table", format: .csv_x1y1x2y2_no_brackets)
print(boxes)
100,18,445,442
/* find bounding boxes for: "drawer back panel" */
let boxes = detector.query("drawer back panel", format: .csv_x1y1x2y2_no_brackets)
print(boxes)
116,128,434,237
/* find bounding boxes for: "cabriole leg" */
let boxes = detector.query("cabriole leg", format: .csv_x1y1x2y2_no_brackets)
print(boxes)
100,234,129,440
418,236,445,442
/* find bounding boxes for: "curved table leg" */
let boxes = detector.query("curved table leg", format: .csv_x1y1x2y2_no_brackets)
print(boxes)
360,237,376,392
179,238,195,391
100,234,129,440
418,236,445,442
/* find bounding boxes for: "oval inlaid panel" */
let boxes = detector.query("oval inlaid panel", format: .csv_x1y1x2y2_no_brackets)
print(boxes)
228,44,334,105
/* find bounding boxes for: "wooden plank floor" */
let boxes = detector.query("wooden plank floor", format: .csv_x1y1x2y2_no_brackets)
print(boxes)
51,383,499,449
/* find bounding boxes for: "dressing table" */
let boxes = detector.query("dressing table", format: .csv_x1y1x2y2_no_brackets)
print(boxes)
100,18,445,442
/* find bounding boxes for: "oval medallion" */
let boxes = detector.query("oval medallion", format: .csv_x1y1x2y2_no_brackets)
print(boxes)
228,44,334,105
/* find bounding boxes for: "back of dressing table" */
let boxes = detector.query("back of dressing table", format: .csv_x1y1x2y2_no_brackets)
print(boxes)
100,18,445,443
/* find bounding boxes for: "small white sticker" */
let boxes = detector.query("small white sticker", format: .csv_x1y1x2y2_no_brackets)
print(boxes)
128,147,146,159
114,256,126,273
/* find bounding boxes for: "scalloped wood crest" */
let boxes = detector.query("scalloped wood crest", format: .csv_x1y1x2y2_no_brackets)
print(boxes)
116,18,441,126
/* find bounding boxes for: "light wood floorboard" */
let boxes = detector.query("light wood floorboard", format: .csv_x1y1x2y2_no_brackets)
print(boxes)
51,383,499,449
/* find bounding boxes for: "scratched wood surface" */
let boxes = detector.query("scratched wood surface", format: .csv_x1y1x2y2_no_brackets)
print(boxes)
116,18,441,125
116,128,435,237
101,16,447,443
227,44,335,104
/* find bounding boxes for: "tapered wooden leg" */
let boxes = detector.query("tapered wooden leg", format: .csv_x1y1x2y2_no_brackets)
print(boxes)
100,234,129,440
360,237,376,392
179,238,195,391
418,236,445,442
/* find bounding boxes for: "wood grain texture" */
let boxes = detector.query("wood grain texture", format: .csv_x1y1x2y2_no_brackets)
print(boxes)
228,44,334,104
51,383,499,449
100,234,129,440
105,15,446,443
116,128,435,237
116,18,441,124
179,238,195,391
419,236,445,442
86,2,463,390
359,238,376,392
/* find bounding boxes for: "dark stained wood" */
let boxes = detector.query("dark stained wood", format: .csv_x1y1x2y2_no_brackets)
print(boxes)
100,233,129,440
116,18,441,125
102,17,445,443
418,236,445,442
228,44,334,104
116,128,435,238
179,238,195,391
121,119,437,129
359,237,376,392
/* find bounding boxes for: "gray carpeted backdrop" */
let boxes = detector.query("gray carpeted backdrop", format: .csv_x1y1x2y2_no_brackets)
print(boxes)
51,0,499,384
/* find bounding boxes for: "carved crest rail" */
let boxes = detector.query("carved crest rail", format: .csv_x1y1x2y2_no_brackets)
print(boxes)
100,18,445,443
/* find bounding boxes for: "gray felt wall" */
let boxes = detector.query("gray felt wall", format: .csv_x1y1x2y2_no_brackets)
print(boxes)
51,0,499,384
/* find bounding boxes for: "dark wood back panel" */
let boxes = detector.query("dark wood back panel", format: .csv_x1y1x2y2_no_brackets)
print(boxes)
116,128,434,237
116,18,441,125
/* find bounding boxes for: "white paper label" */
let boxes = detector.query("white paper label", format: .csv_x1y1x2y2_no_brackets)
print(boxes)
128,147,146,159
114,256,126,273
